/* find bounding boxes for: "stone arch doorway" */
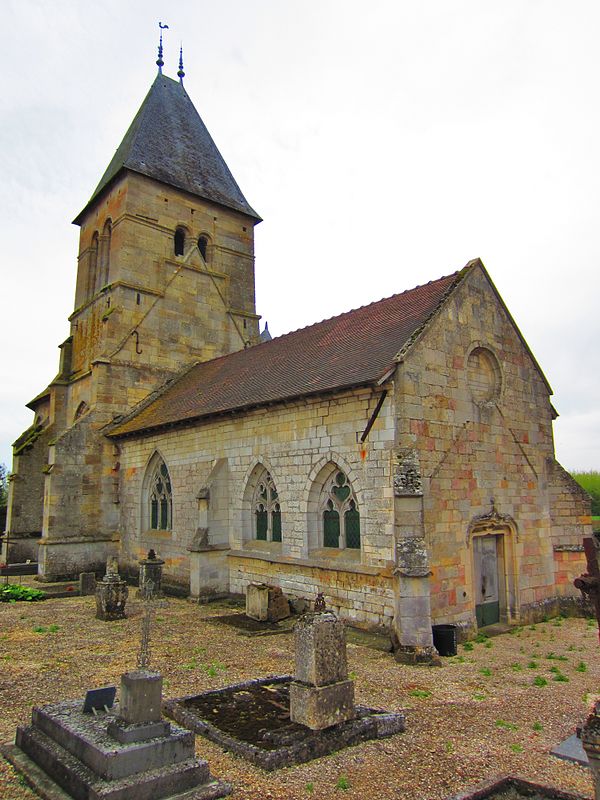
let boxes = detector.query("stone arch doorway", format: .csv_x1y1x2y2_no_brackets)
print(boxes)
468,509,519,628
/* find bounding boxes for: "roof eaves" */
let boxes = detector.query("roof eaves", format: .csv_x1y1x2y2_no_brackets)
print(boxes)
106,378,378,441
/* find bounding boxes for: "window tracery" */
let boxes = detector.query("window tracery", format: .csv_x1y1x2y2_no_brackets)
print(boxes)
148,458,172,531
252,469,281,542
320,470,360,549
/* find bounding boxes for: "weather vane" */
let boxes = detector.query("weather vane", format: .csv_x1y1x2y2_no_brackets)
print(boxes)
156,21,169,73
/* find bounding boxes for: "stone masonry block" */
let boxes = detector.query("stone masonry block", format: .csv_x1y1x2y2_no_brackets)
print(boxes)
289,679,355,730
294,611,348,686
119,670,163,725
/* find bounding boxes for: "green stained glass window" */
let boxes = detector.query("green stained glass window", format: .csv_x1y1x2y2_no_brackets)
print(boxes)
345,501,361,549
252,470,282,543
324,502,340,548
272,505,282,542
256,506,268,540
148,457,172,531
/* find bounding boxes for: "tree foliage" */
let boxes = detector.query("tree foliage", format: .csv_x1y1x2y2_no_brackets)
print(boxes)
570,470,600,516
0,463,8,509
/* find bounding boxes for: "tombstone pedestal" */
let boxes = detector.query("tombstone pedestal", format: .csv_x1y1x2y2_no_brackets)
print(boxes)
138,552,165,598
95,578,128,620
289,611,356,730
246,582,290,622
95,563,128,621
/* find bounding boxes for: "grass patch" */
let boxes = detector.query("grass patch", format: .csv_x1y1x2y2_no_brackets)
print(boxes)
532,721,543,732
335,775,350,791
409,689,431,699
533,676,548,687
495,719,518,731
576,662,587,673
463,642,474,651
480,667,492,677
510,743,524,753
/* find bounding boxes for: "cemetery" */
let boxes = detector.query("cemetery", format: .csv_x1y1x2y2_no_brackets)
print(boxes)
0,557,599,800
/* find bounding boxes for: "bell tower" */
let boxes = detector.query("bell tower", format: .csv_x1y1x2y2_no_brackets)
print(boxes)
5,43,262,580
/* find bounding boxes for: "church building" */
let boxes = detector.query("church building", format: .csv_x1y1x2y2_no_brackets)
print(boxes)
3,51,591,660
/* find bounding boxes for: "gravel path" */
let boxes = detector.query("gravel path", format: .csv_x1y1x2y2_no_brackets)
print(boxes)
0,595,597,799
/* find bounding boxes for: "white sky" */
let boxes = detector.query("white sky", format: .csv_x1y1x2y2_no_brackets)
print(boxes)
1,0,599,471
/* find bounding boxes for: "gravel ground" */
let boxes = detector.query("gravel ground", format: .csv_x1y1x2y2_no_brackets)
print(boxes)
0,595,597,800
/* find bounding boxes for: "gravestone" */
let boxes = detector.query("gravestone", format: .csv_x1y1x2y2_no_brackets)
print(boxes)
246,582,290,622
2,570,231,799
138,549,165,599
79,571,97,596
95,558,128,620
289,611,355,730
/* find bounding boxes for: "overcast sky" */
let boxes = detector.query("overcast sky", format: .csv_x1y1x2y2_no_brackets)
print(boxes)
1,1,599,472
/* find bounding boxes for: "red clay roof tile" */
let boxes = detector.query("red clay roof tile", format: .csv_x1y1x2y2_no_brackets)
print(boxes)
109,268,467,438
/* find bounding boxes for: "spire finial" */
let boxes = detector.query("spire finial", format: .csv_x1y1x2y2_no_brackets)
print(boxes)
157,21,169,73
178,44,185,83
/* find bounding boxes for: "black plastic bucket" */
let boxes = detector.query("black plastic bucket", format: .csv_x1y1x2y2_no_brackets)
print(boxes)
432,624,457,657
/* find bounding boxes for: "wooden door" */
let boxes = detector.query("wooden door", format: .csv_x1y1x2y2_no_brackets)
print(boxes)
474,535,500,627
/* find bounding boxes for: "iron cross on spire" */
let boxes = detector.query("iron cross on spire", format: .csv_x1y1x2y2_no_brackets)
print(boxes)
137,579,167,671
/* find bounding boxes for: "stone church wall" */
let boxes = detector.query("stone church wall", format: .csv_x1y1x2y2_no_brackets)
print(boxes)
116,385,397,629
393,265,590,631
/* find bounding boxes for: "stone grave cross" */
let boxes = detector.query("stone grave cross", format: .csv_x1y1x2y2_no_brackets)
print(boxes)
574,536,600,800
137,579,167,670
574,537,600,643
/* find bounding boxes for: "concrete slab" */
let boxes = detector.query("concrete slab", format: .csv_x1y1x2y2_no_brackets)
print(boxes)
550,733,589,767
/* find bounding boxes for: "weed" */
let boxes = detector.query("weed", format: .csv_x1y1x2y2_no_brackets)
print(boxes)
33,625,47,634
193,646,207,656
463,642,474,651
202,661,227,678
0,634,7,640
444,741,454,753
409,689,431,699
453,655,466,663
510,743,524,753
480,667,492,677
336,775,350,791
532,721,543,732
567,645,576,652
495,719,518,731
576,662,587,673
533,676,548,687
305,782,314,793
510,663,523,672
1,654,12,661
475,633,489,643
484,640,493,648
541,615,549,623
552,672,569,682
182,658,197,670
528,624,536,630
0,584,45,603
17,773,28,787
349,671,358,680
587,618,596,627
527,661,538,669
48,624,60,633
472,693,486,701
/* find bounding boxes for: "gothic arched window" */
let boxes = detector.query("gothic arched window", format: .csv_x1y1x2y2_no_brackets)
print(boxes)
100,219,112,287
198,235,209,262
174,227,185,257
148,458,172,531
88,231,99,298
320,470,360,549
252,469,282,542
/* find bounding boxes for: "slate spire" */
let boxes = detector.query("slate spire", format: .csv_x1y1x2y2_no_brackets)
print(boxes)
74,68,260,223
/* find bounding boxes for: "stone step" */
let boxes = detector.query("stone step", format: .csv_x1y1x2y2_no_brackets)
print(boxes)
32,702,196,781
14,726,214,800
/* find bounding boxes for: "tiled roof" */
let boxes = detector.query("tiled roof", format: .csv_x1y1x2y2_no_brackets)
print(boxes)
108,267,469,438
74,74,260,224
